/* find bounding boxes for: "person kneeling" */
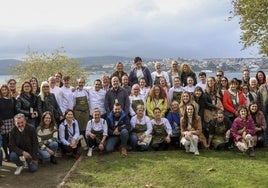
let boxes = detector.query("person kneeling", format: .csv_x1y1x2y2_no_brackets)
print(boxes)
105,103,130,156
86,108,108,157
151,107,172,151
59,109,87,160
37,111,58,164
9,113,39,175
180,104,208,155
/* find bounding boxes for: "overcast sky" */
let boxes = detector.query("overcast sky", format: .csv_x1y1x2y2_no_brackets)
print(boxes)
0,0,260,60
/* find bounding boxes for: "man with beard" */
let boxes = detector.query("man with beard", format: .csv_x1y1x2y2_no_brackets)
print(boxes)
105,103,130,156
9,113,39,175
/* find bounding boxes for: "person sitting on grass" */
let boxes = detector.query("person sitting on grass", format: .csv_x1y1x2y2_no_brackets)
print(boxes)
85,108,108,157
9,113,39,175
130,105,152,151
180,104,208,155
150,107,172,151
36,111,58,164
208,110,232,150
231,106,256,157
58,109,87,160
105,103,130,156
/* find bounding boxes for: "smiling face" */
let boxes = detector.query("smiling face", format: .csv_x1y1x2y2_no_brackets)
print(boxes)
239,108,248,119
43,114,52,126
186,105,194,116
182,92,190,103
0,86,8,97
14,115,27,132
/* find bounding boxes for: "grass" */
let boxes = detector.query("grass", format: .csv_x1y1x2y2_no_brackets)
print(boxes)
65,147,268,188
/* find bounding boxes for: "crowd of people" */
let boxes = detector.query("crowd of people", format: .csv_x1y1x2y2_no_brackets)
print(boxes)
0,56,268,175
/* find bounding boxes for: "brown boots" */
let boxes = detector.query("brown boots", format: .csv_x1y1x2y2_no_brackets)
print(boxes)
121,147,127,156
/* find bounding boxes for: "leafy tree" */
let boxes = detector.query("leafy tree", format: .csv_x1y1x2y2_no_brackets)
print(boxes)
231,0,268,56
10,47,88,86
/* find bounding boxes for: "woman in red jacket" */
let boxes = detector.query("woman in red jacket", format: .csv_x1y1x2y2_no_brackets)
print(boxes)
223,78,246,122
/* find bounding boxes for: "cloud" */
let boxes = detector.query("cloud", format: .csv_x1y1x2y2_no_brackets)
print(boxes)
0,0,260,59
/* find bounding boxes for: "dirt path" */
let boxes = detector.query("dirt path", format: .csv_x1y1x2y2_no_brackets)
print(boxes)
0,157,76,188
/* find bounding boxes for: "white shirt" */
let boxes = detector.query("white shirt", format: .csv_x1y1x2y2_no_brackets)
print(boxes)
88,88,106,115
196,82,207,92
59,119,80,145
130,115,152,136
129,94,146,117
168,86,184,104
60,86,74,113
73,88,90,107
85,118,108,136
50,86,62,108
151,71,171,87
151,118,172,135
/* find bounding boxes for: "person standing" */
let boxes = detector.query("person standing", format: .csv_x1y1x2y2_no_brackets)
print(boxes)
16,81,38,128
9,113,39,175
60,76,74,114
0,84,16,162
89,79,107,119
104,76,130,115
37,81,63,125
73,78,90,136
168,60,180,87
129,56,152,87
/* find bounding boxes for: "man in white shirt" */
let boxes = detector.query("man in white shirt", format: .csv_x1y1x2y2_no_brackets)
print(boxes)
60,76,74,114
48,76,62,108
89,79,107,119
196,72,207,92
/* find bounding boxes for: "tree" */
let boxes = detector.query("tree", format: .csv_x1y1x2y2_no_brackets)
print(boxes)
231,0,268,56
10,47,88,86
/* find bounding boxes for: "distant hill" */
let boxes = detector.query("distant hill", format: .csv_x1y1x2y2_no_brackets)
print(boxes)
0,59,22,75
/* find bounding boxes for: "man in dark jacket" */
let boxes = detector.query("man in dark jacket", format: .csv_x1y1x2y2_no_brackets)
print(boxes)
105,103,130,156
9,113,39,175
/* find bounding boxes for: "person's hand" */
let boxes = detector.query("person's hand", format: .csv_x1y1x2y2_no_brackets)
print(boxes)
46,148,54,156
31,160,38,165
113,128,119,135
70,139,77,148
89,133,96,139
60,116,64,121
165,136,171,143
185,131,192,140
139,134,146,141
98,143,104,151
22,151,32,159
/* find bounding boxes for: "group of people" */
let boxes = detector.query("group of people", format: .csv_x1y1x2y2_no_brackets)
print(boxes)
0,56,268,175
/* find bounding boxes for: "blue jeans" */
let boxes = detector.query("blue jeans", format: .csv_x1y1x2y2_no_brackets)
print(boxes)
38,141,58,159
10,152,38,172
105,129,129,153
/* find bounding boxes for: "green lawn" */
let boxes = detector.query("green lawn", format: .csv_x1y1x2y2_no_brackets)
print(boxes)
65,148,268,188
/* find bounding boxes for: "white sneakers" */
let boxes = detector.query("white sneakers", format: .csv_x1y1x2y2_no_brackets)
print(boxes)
87,147,93,157
14,166,24,175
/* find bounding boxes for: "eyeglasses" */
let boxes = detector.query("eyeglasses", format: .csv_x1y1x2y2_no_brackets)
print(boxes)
42,86,49,88
221,79,227,82
216,75,222,77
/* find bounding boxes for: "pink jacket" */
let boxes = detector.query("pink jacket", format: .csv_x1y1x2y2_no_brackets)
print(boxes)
231,116,256,141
